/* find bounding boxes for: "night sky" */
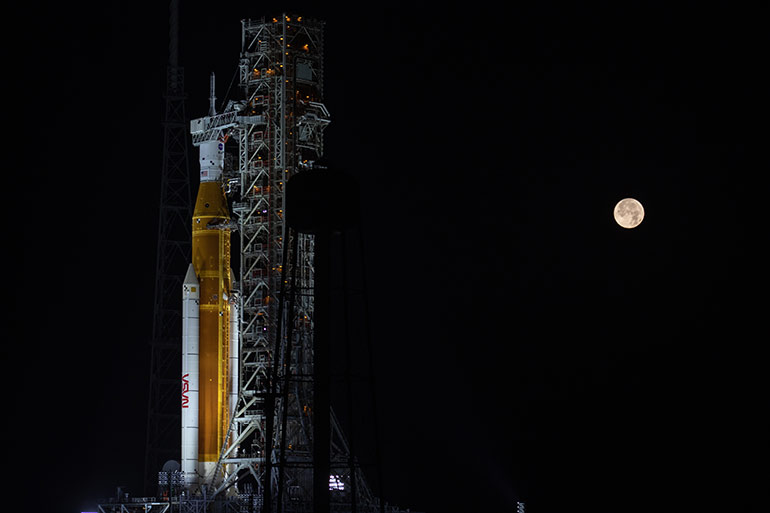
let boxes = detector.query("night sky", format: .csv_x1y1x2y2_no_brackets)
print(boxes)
11,2,761,513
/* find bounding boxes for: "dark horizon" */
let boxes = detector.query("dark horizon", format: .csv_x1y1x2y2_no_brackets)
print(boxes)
11,2,760,512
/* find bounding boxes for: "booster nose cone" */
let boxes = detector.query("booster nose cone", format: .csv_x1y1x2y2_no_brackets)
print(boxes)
183,262,199,288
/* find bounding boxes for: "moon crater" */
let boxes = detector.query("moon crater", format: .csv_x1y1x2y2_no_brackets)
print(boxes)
614,198,644,229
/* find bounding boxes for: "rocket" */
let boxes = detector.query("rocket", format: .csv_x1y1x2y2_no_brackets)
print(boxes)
182,73,238,490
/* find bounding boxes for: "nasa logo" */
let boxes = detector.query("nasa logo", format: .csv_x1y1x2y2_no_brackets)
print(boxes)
218,142,224,151
182,373,190,408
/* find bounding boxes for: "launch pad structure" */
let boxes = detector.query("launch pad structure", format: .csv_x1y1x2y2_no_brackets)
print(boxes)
106,13,416,513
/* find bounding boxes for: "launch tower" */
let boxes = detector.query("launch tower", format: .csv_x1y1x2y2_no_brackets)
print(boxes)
182,15,386,512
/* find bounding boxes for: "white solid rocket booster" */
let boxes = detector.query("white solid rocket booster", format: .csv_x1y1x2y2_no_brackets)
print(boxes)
181,263,200,488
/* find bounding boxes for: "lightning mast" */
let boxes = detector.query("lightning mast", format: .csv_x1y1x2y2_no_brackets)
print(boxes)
145,0,192,493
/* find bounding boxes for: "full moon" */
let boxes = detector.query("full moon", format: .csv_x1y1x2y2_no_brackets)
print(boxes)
613,198,644,229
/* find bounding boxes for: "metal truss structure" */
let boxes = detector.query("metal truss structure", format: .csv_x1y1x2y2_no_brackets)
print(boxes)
221,15,330,502
198,15,380,511
224,15,328,501
145,0,191,493
97,495,410,513
97,503,170,513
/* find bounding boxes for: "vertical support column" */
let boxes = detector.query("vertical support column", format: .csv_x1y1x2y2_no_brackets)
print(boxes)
229,283,240,424
313,228,331,513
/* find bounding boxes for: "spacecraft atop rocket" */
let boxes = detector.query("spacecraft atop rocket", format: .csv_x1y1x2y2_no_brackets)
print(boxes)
182,73,239,490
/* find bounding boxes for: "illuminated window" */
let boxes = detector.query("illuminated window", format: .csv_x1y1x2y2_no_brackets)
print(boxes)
329,475,345,491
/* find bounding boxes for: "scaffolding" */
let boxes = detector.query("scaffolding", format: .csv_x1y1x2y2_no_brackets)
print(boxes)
214,15,331,503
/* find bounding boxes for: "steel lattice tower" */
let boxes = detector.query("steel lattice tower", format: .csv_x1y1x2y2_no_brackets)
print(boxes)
145,0,191,494
232,18,330,499
222,14,331,498
192,15,379,511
